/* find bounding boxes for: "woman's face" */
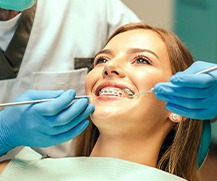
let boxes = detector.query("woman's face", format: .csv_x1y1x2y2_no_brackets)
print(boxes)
85,29,173,135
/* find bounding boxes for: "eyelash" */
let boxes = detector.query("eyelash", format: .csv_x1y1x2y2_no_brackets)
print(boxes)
132,55,151,65
94,55,152,67
94,56,109,66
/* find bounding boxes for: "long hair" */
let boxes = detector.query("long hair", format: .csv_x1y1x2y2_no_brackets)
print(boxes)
73,23,203,181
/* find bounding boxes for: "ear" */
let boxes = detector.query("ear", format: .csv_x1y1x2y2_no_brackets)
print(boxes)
168,113,187,123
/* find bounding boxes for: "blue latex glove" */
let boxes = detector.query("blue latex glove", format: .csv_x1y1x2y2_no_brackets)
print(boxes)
154,61,217,120
0,89,94,156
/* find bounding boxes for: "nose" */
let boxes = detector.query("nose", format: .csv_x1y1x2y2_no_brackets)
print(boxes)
103,59,126,78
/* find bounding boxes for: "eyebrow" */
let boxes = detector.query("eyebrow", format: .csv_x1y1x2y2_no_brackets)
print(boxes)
95,48,159,59
127,48,159,59
95,49,113,58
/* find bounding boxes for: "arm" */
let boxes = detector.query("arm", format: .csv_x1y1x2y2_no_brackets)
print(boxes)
154,61,217,121
0,89,94,156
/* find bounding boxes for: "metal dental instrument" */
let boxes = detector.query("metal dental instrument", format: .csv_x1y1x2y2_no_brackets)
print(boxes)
195,65,217,74
123,65,217,99
1,66,217,107
0,95,94,107
122,87,154,99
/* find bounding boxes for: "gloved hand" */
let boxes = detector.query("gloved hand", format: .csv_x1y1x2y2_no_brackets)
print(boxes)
0,89,94,156
154,61,217,121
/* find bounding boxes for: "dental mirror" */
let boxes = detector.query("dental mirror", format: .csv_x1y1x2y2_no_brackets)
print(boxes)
122,88,154,99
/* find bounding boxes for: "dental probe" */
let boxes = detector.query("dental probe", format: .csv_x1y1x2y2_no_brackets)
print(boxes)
195,65,217,74
122,87,154,99
0,95,94,107
1,66,217,107
123,65,217,99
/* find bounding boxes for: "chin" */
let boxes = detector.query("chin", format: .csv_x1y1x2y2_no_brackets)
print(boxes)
91,107,125,122
91,109,114,121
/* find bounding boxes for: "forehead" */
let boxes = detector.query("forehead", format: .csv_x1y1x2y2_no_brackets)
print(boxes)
105,29,167,54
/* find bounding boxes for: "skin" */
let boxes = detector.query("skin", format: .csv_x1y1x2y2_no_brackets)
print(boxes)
85,29,176,167
0,8,19,21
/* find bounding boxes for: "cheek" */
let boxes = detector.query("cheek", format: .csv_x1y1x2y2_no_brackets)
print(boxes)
85,70,99,94
131,69,170,91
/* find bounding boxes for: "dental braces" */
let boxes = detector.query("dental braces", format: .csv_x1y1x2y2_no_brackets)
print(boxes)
99,89,123,97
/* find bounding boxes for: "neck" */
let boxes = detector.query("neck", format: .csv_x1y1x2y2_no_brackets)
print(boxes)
0,8,19,21
90,132,166,167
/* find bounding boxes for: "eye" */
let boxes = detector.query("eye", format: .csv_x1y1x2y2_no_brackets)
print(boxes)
133,55,151,65
94,56,108,66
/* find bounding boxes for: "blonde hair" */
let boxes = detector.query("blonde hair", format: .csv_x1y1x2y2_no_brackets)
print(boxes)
74,23,203,181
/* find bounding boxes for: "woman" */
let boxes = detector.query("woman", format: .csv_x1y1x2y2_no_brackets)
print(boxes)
75,23,204,180
0,23,205,181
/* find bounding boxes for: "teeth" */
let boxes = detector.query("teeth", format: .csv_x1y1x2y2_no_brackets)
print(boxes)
99,88,123,97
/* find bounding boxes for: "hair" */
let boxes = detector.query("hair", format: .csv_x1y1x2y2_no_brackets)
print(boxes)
73,23,203,181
